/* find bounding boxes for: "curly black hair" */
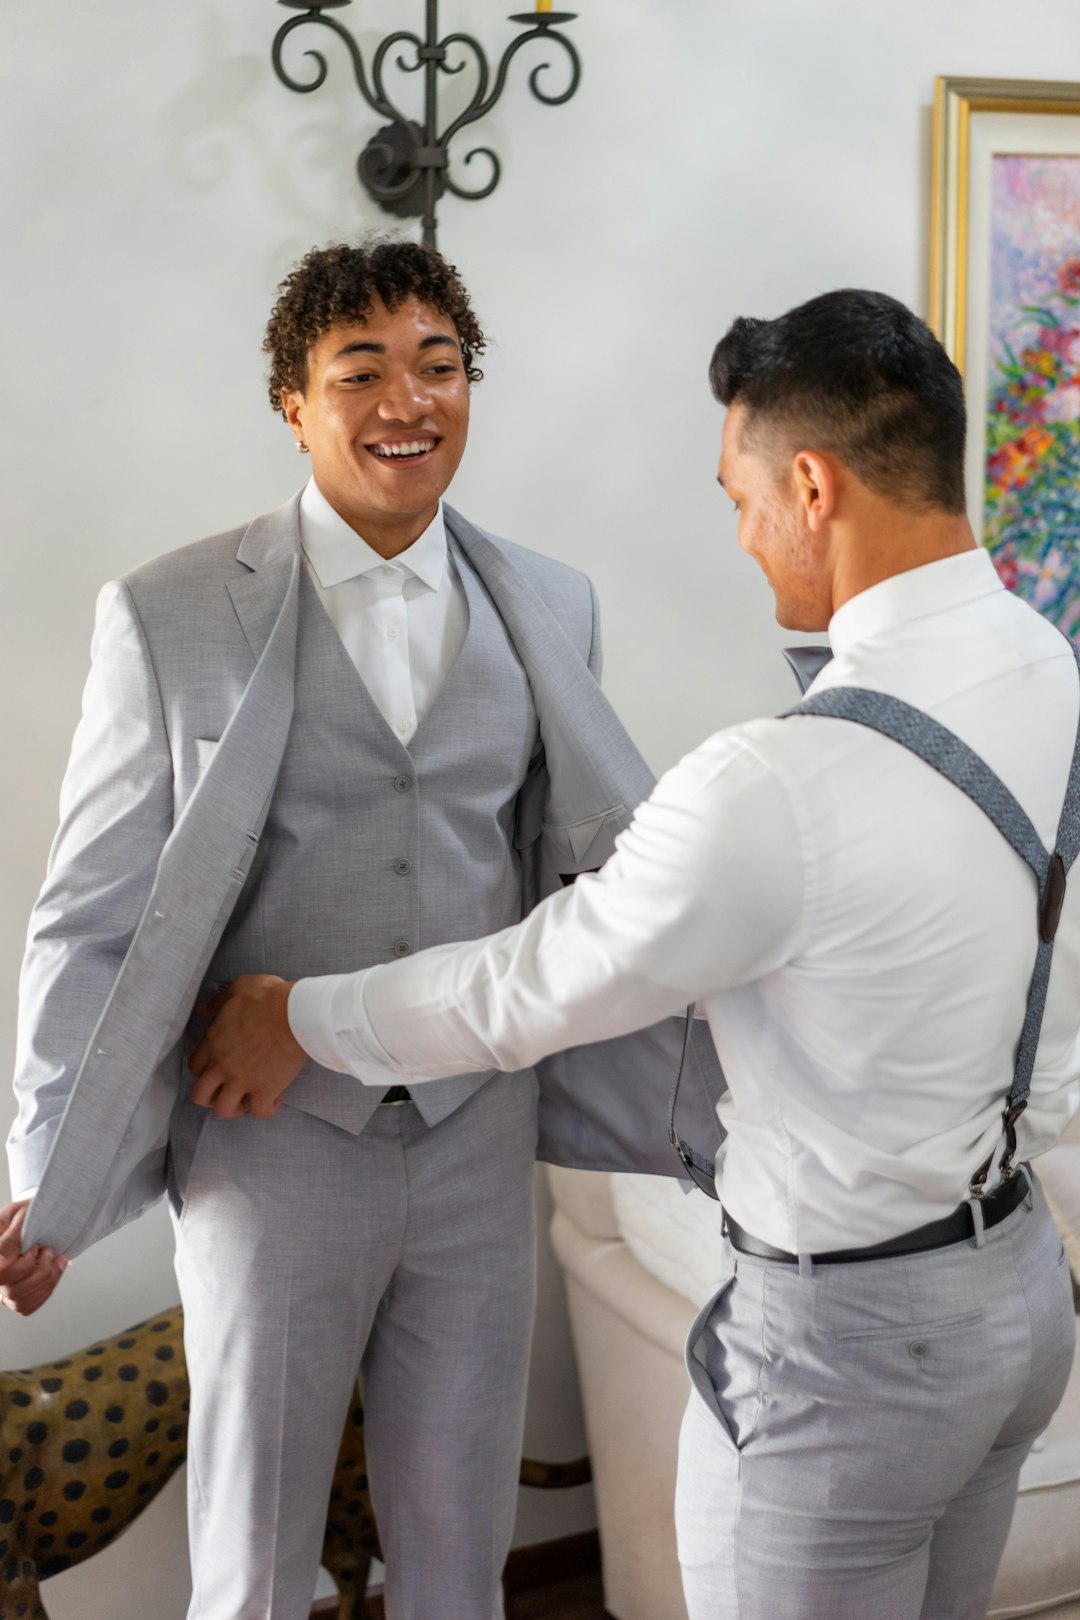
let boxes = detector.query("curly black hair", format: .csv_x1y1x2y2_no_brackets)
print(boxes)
263,237,486,417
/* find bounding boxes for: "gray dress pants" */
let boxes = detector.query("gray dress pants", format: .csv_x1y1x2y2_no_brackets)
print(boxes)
675,1174,1076,1620
169,1073,538,1620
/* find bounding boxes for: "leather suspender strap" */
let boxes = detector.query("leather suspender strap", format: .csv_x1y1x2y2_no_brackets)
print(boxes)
784,642,1080,1195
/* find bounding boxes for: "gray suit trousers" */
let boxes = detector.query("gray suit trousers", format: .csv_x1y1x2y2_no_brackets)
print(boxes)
675,1174,1076,1620
169,1073,539,1620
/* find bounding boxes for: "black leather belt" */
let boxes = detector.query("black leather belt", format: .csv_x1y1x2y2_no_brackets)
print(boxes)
379,1085,412,1105
724,1171,1029,1265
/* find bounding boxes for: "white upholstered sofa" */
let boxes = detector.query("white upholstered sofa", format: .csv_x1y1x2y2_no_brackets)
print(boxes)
547,1108,1080,1620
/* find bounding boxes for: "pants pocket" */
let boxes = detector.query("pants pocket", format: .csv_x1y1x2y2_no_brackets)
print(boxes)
167,1102,212,1232
686,1271,764,1455
832,1309,984,1344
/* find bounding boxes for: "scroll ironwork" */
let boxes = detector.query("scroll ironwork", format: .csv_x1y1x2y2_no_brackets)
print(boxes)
272,0,581,247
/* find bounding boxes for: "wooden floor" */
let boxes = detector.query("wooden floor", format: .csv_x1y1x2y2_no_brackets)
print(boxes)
318,1530,616,1620
357,1575,614,1620
505,1567,614,1619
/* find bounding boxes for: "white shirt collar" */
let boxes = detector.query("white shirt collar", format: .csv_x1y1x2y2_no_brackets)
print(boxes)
299,477,448,592
828,548,1004,658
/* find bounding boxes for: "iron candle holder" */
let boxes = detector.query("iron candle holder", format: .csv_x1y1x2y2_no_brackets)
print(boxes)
271,0,582,248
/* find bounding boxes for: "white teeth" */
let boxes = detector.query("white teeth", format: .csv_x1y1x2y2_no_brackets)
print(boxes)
373,440,435,458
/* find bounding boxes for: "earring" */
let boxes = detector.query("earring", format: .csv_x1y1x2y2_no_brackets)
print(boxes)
297,440,309,454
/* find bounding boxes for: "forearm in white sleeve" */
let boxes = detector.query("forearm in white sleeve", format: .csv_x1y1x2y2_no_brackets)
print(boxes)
287,730,804,1084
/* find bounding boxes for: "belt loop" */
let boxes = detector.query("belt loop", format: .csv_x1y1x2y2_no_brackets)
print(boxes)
968,1196,987,1249
798,1251,815,1279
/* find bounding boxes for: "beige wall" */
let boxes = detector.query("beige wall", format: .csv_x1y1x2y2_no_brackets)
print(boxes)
2,0,1078,1611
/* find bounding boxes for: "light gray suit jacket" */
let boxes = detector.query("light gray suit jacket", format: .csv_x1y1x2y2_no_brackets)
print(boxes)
11,495,724,1257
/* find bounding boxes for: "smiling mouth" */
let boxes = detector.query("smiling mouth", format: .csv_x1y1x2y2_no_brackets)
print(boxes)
367,438,438,463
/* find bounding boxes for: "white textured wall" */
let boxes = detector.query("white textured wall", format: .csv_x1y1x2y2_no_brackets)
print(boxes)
2,1,1078,1612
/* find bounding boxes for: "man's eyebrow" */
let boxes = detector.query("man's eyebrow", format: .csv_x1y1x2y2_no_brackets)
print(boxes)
332,334,459,361
334,340,385,359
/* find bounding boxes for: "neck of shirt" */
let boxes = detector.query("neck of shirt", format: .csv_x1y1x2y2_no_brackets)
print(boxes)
298,477,448,592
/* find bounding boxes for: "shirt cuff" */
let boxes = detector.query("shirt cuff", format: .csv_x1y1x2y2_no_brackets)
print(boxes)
287,973,405,1086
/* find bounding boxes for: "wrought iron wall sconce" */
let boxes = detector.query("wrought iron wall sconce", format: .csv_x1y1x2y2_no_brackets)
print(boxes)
271,0,581,249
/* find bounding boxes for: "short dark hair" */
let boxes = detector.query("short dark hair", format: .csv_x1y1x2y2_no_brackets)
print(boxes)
709,289,967,514
263,237,486,417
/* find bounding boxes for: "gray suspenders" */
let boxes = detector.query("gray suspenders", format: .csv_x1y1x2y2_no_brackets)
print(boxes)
670,642,1080,1201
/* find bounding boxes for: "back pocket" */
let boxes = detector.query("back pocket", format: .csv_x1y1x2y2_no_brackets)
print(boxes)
833,1309,984,1344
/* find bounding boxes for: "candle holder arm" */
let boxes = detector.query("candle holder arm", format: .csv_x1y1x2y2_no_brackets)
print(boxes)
271,11,401,123
438,20,580,150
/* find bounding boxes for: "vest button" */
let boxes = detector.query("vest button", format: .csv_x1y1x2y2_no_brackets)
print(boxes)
394,858,413,876
392,940,413,958
393,775,413,794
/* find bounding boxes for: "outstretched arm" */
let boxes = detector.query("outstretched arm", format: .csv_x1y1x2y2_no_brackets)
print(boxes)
191,731,803,1114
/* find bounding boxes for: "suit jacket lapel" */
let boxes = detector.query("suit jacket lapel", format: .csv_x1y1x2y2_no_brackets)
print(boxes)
228,492,304,663
445,508,655,841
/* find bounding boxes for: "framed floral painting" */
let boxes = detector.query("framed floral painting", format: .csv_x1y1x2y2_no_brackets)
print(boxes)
931,77,1080,641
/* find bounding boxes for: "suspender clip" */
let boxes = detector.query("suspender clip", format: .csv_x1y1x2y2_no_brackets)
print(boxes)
1000,1099,1028,1178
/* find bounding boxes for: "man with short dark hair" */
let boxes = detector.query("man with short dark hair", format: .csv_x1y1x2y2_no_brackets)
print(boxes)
1,238,712,1620
196,288,1079,1618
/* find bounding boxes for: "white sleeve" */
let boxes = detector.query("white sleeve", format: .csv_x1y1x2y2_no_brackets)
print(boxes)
287,731,804,1082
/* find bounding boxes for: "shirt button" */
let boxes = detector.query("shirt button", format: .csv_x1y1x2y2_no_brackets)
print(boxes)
381,565,394,577
386,627,398,641
397,720,411,735
393,775,413,793
394,858,413,876
392,940,413,958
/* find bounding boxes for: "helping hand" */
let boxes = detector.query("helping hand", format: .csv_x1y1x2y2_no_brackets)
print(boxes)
188,974,306,1119
0,1201,68,1316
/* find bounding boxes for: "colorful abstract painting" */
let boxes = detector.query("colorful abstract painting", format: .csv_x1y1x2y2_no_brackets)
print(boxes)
984,154,1080,641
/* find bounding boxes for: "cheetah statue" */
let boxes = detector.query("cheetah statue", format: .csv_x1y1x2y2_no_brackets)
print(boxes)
0,1309,590,1619
0,1309,378,1620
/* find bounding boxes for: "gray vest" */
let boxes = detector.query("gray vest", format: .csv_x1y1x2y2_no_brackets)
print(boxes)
207,543,539,1133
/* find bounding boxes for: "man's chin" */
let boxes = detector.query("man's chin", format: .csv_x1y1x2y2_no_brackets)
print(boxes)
774,601,829,634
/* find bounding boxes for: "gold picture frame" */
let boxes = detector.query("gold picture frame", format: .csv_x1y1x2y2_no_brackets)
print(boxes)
929,77,1080,638
930,76,1080,376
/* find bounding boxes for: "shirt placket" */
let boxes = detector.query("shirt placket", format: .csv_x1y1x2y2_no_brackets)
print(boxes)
369,563,416,744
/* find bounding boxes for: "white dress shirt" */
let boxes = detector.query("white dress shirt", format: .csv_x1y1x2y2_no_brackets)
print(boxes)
299,477,468,743
295,551,1074,1250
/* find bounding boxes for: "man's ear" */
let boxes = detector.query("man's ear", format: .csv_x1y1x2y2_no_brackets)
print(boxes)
282,389,304,439
792,449,836,533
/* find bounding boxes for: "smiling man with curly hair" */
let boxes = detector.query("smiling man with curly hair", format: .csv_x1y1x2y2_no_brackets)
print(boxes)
4,237,698,1620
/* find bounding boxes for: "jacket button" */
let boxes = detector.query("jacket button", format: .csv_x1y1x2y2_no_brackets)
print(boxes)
909,1340,929,1359
392,940,413,958
393,775,413,794
394,858,413,876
